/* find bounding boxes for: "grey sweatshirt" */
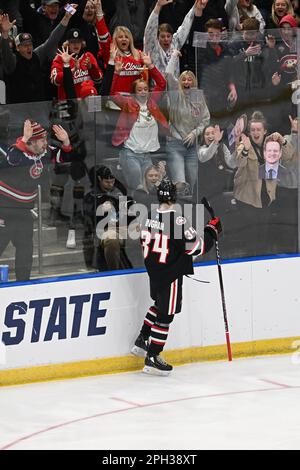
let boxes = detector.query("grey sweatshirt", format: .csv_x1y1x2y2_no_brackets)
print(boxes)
165,53,210,140
144,4,195,78
198,141,237,169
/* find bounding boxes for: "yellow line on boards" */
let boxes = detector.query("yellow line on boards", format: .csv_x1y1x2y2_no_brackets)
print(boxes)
0,336,299,387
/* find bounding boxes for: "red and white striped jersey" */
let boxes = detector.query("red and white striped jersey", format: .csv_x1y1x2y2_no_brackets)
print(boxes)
51,52,102,100
110,51,147,95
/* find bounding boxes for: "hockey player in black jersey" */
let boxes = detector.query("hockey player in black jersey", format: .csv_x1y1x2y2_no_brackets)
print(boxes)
131,179,222,376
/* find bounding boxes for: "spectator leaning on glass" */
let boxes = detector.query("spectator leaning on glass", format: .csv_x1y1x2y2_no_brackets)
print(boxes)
144,0,204,78
165,49,210,197
0,10,74,104
0,120,73,281
111,52,168,192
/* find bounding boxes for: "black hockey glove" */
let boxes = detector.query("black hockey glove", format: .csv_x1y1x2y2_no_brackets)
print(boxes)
204,217,222,240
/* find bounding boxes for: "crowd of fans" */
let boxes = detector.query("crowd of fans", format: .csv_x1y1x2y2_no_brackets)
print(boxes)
0,0,299,279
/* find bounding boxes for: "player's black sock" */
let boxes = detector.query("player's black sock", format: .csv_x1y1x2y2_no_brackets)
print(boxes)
141,306,158,338
148,322,170,357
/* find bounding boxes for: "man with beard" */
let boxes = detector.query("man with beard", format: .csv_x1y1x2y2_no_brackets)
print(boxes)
0,120,74,280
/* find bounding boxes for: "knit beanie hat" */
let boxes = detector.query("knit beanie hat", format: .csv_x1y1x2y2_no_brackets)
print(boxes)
96,165,115,180
28,121,47,142
279,15,298,28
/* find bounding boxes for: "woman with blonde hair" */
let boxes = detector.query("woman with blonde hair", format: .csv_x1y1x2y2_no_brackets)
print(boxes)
198,124,237,210
133,165,164,208
111,52,168,191
110,26,146,96
267,0,296,28
165,50,210,197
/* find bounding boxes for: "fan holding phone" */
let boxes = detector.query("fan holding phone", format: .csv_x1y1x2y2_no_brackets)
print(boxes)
64,3,77,16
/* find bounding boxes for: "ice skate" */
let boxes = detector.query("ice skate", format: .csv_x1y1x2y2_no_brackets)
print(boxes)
143,355,173,376
131,334,148,358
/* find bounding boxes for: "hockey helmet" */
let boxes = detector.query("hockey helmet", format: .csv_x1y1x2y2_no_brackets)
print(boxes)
157,179,177,204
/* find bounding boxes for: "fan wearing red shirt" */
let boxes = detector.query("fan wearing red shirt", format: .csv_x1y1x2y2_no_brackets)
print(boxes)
109,26,147,96
51,28,102,100
111,52,168,190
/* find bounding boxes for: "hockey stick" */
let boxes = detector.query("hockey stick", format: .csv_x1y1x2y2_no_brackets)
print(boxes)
186,275,210,284
201,197,233,362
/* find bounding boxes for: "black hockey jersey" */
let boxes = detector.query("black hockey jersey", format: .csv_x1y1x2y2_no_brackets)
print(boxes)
0,138,73,209
140,207,204,286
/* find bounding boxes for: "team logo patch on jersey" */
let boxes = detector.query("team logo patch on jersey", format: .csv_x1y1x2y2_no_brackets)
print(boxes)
0,218,5,227
280,54,297,73
30,162,44,179
176,216,186,226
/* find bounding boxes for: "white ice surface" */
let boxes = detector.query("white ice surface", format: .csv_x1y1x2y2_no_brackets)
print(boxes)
1,354,300,450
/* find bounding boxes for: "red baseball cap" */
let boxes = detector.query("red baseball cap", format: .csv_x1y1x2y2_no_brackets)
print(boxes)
279,15,298,28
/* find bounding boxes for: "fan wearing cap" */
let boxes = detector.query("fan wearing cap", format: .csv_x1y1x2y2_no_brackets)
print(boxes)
83,165,131,271
0,9,75,104
271,14,298,87
51,28,103,100
270,14,298,132
0,119,74,281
